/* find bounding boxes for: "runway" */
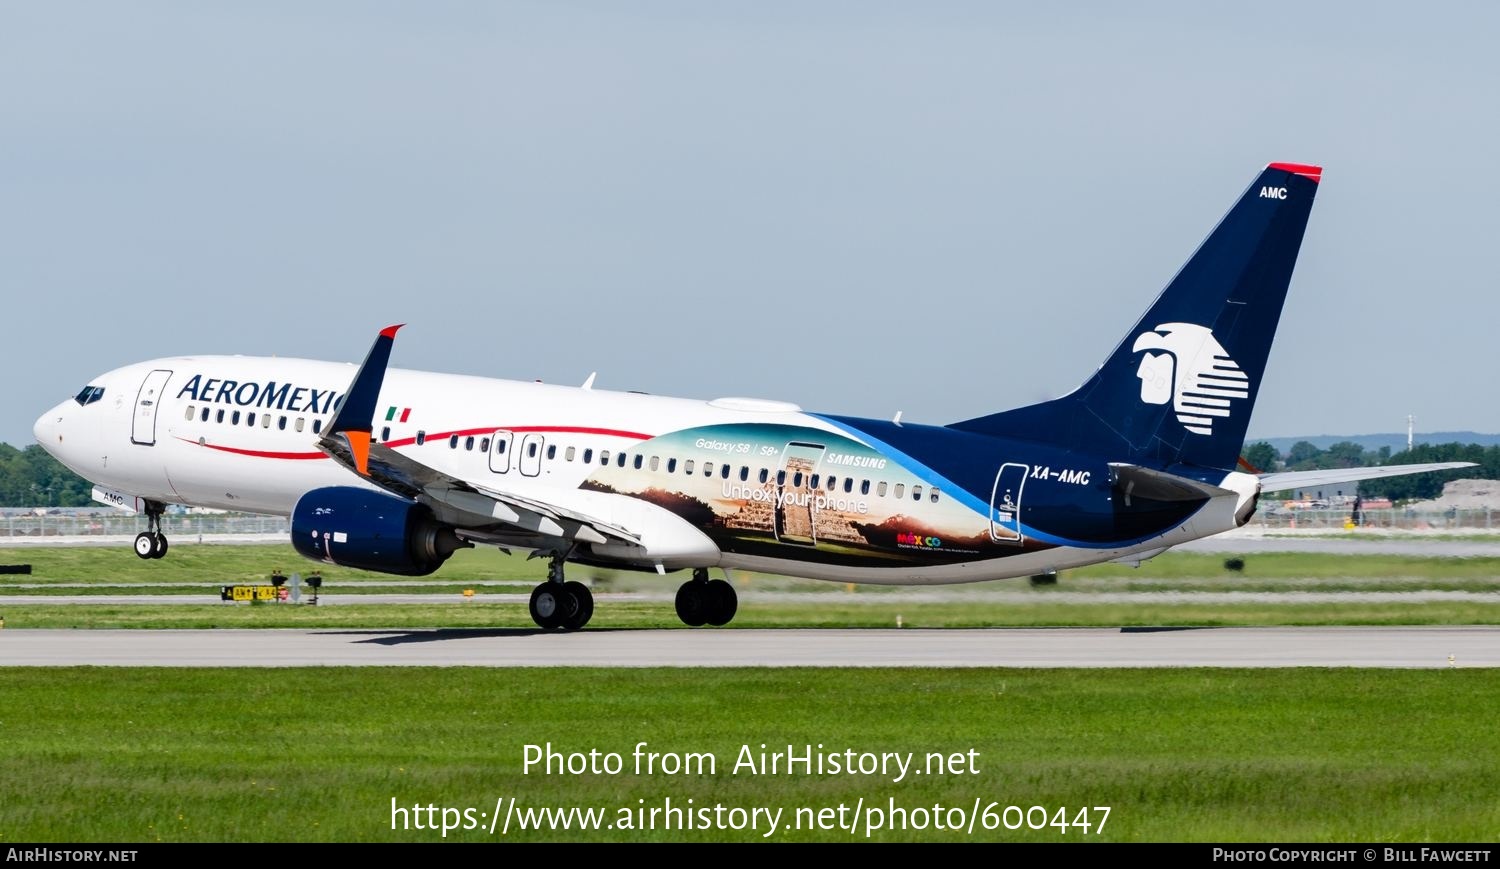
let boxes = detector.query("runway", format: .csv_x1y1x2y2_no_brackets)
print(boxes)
0,626,1494,668
3,590,1500,606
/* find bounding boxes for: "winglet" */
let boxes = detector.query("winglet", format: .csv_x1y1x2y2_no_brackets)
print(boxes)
327,324,404,476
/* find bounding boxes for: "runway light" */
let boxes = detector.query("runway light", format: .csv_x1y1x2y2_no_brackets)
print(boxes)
463,589,475,599
896,614,903,629
1449,654,1456,668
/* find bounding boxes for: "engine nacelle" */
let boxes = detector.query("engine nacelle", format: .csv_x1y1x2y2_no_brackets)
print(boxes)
291,487,468,576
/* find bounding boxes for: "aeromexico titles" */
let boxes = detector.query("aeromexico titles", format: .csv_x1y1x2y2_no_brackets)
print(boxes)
34,163,1471,630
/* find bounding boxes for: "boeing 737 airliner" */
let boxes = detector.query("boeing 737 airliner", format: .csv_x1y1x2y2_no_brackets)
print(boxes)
34,163,1470,629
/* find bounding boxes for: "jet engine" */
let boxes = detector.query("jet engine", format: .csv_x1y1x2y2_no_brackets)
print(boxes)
291,487,468,576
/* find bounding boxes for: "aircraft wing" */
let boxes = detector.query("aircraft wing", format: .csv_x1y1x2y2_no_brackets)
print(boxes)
1258,462,1476,493
316,325,640,547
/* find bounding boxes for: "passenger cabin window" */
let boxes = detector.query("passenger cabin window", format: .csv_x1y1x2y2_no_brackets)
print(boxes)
295,418,305,433
704,462,714,477
381,426,390,441
528,442,538,458
216,409,224,423
416,430,426,445
73,386,105,406
721,465,731,479
877,481,888,497
601,450,611,465
912,485,923,501
616,452,627,467
776,470,786,485
480,437,491,452
792,471,803,487
843,478,853,493
201,408,210,422
649,456,660,472
667,458,677,473
759,469,769,484
185,406,195,421
826,476,836,491
450,435,459,449
280,416,289,431
262,415,271,429
583,448,593,463
633,455,643,470
232,411,242,426
810,474,820,489
497,440,508,454
312,419,321,434
894,483,905,499
739,466,748,481
566,446,576,462
247,413,256,427
861,480,871,495
465,436,475,451
547,445,557,460
684,460,695,474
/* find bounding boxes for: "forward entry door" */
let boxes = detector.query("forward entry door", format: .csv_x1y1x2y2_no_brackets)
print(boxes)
131,369,173,446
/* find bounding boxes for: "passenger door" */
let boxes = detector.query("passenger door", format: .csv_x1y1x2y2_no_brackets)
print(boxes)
130,369,173,446
989,462,1027,544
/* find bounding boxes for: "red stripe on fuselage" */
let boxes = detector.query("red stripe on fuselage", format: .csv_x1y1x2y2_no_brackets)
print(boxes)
175,425,652,461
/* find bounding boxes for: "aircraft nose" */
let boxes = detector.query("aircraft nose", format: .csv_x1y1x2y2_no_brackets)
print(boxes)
34,405,63,449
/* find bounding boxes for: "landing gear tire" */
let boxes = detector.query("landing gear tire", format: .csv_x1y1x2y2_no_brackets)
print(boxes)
135,501,169,560
674,580,709,627
705,579,737,627
529,582,569,630
561,581,594,631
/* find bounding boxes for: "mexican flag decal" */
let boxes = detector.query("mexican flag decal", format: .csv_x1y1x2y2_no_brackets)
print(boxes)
385,406,411,423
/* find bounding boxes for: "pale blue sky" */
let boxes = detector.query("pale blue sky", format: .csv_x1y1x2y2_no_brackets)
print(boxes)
4,2,1496,448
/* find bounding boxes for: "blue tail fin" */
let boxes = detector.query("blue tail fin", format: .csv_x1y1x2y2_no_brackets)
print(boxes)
949,163,1322,472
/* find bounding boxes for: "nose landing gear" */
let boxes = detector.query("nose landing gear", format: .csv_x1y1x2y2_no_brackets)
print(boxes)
132,501,169,560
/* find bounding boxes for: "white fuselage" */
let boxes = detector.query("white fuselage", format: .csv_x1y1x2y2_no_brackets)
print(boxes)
34,355,1258,584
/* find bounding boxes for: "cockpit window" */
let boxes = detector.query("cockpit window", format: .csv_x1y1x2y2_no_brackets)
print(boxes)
73,386,105,406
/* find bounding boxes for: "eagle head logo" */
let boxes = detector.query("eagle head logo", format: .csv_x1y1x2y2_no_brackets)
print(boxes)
1131,322,1249,436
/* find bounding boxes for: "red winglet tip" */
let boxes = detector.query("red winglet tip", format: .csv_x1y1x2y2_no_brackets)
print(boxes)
1268,162,1322,183
379,324,405,339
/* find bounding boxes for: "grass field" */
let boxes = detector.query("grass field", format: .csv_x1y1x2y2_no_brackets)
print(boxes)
7,545,1500,585
0,667,1495,842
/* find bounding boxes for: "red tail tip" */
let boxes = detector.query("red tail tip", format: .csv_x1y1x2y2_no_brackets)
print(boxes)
379,324,405,339
1268,162,1322,183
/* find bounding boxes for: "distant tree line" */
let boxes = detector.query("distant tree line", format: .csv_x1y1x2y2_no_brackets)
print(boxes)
0,443,94,507
1243,440,1500,501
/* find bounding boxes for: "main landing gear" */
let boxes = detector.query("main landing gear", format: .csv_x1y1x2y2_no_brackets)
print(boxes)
675,568,737,627
527,550,594,631
132,501,169,560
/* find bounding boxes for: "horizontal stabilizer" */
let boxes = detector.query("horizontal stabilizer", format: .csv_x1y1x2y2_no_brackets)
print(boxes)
1110,463,1236,502
1258,462,1476,493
